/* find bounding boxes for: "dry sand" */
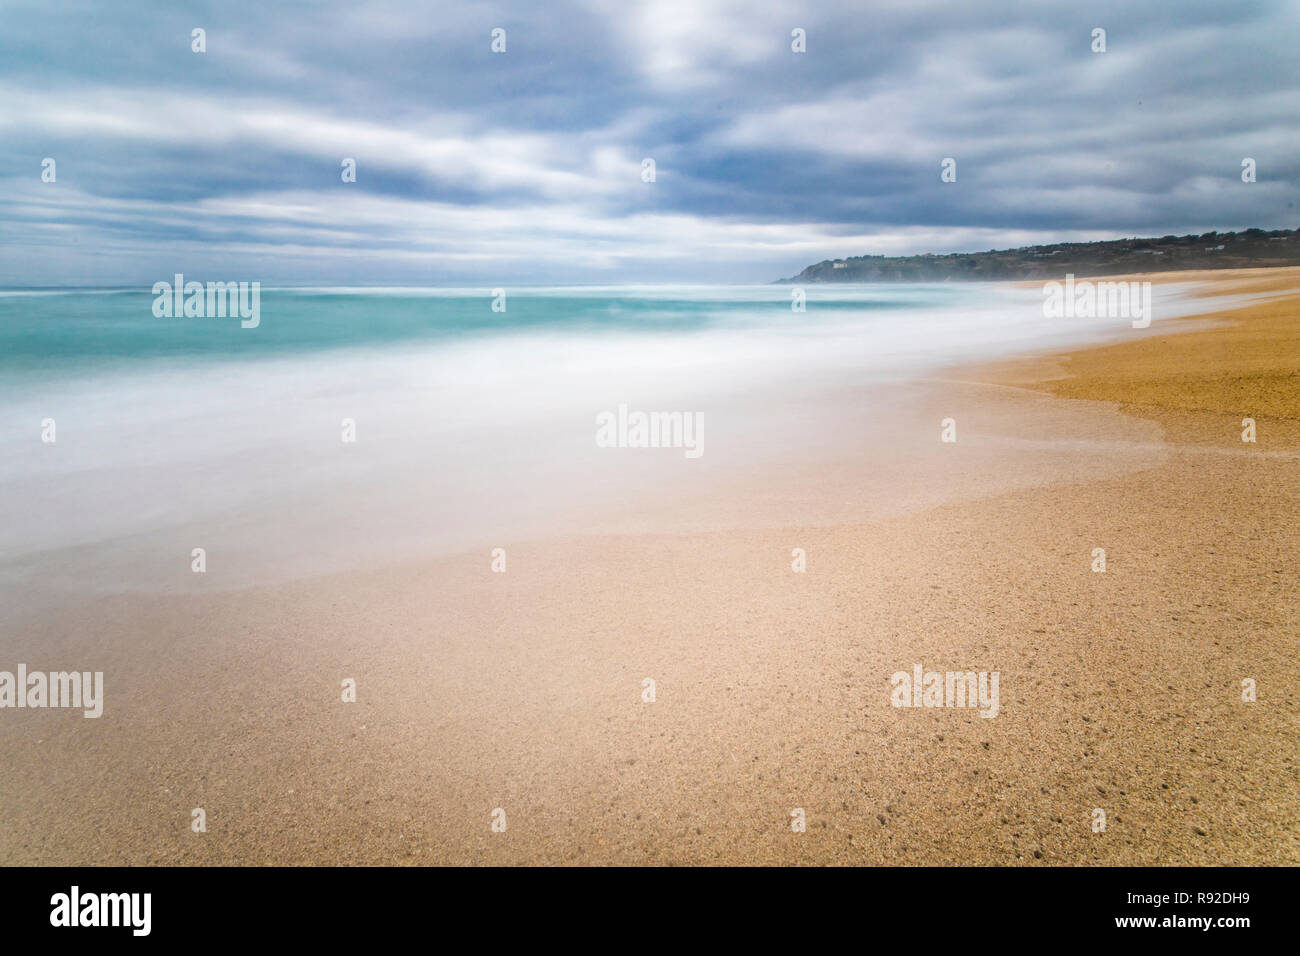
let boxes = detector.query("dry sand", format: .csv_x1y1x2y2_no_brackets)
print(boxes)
1,268,1297,865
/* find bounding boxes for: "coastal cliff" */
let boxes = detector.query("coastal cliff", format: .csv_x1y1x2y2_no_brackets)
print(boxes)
780,228,1300,282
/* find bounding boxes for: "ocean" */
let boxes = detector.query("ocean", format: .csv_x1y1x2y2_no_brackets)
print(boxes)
0,282,1229,591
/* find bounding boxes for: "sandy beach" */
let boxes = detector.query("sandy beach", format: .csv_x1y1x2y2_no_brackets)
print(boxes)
2,268,1297,866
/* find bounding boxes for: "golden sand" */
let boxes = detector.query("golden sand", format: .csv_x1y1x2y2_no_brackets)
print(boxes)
1,269,1296,866
1010,266,1300,422
982,265,1300,452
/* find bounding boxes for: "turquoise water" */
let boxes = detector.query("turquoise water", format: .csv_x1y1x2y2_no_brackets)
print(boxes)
0,281,1211,588
0,286,967,383
1,283,990,586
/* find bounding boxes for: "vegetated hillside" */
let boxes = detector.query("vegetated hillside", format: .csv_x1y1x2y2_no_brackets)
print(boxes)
781,228,1300,282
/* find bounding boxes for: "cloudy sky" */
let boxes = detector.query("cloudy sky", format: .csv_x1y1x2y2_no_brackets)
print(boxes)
1,0,1296,285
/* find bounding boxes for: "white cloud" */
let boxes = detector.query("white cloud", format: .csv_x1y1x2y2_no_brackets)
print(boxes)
0,83,646,202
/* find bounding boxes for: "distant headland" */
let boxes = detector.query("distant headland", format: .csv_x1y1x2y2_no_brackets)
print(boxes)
780,227,1299,283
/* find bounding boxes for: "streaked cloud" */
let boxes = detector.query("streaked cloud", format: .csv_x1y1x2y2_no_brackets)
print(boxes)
1,0,1296,283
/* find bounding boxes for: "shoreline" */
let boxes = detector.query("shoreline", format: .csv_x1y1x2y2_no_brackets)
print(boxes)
2,268,1297,865
989,266,1300,448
